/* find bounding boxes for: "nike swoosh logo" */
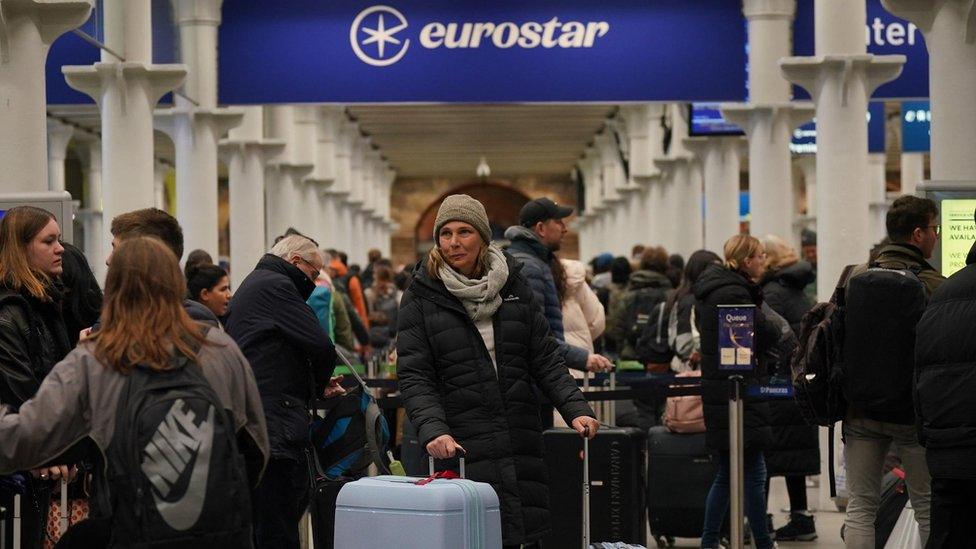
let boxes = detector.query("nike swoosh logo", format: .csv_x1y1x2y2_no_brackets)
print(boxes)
142,399,215,531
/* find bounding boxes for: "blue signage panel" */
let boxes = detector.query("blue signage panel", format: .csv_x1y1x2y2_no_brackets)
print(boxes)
690,103,746,137
745,382,795,399
901,100,930,152
717,305,755,371
218,1,748,104
793,0,929,99
789,102,886,154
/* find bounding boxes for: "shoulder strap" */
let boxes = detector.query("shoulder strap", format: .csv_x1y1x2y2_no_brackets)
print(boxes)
335,351,392,475
830,264,857,307
654,302,667,344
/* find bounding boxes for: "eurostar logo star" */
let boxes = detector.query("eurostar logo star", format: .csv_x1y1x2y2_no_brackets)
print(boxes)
350,5,410,67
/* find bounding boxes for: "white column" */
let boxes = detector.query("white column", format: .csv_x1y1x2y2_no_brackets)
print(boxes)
654,157,699,256
220,106,284,288
868,153,889,244
722,103,815,240
313,106,341,244
0,0,92,192
883,0,976,180
685,137,745,254
159,0,242,259
78,137,106,282
594,130,625,254
781,1,904,301
580,146,606,255
722,0,814,241
64,0,186,256
46,119,74,192
900,152,925,196
153,161,169,210
265,106,313,240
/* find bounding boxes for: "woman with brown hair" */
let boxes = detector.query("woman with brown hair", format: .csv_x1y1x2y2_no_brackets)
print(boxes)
397,194,597,548
0,236,268,547
0,206,71,549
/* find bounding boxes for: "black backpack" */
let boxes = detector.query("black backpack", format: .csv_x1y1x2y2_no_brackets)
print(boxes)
624,286,668,347
842,264,928,422
791,266,854,428
635,301,674,365
95,348,253,547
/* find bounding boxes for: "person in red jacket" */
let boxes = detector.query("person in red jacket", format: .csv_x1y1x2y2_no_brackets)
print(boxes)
328,257,370,330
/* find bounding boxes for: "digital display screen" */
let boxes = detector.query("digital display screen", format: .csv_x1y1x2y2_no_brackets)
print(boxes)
940,198,976,277
902,100,931,153
689,103,745,136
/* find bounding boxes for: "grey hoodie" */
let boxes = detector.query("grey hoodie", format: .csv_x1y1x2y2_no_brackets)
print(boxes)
0,328,269,484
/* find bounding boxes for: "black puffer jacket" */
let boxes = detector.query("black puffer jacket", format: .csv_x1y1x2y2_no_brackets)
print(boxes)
225,254,337,461
760,304,818,476
761,262,819,476
694,264,775,453
0,284,71,408
915,254,976,479
761,261,816,335
396,254,594,545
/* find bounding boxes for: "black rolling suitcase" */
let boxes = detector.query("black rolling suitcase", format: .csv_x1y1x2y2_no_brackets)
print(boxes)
542,426,647,547
646,426,716,546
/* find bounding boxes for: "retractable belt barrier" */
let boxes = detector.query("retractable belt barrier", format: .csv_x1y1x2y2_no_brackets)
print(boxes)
314,372,705,411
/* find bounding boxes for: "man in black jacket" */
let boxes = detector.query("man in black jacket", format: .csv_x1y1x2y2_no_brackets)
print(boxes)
914,212,976,548
843,196,945,549
225,235,339,549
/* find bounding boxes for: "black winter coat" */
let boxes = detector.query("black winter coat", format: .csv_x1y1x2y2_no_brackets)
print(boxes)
915,257,976,479
761,261,816,335
760,304,819,476
0,284,71,408
694,264,775,453
396,254,594,545
761,262,820,477
225,254,337,461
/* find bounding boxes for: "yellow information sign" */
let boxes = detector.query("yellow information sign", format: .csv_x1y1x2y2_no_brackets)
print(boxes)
940,199,976,277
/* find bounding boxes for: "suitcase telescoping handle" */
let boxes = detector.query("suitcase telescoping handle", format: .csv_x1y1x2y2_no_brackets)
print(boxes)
60,478,68,535
582,425,590,549
428,447,466,479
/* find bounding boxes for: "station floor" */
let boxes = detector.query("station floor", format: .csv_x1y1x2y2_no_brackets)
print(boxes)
669,476,845,548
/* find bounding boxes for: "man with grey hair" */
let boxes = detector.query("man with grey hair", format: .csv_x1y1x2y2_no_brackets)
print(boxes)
225,235,340,549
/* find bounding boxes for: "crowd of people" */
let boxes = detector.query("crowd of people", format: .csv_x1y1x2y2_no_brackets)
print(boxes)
0,191,973,549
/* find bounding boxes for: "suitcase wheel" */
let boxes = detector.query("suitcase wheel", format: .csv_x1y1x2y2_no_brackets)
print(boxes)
654,534,675,548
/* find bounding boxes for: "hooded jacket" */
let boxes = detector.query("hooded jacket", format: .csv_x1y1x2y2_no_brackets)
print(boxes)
914,249,976,479
559,259,605,354
396,253,594,545
504,225,589,370
605,269,672,360
693,264,776,453
761,260,816,336
0,328,269,487
225,254,337,461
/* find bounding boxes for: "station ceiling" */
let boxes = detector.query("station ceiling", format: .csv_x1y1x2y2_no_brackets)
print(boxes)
348,104,615,178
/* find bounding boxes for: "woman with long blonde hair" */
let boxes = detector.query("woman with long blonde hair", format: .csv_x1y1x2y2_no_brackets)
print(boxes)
0,236,268,547
693,234,780,549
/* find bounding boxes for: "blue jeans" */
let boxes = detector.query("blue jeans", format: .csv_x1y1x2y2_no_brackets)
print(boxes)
701,451,773,549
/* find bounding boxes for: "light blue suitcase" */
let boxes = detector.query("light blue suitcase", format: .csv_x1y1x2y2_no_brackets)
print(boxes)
333,456,502,549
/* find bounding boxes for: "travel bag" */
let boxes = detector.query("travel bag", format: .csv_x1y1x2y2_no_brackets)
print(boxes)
333,454,502,549
646,426,716,544
543,426,647,548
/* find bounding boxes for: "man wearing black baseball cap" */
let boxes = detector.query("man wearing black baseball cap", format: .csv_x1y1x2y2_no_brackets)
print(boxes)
505,198,614,380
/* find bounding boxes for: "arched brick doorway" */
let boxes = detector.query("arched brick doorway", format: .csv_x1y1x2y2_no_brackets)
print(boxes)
414,181,532,257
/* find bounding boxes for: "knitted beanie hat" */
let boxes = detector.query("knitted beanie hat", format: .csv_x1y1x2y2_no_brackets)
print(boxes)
433,194,492,244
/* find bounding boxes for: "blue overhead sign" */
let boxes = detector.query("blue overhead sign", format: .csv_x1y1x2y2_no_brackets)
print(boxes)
218,1,748,104
793,0,929,99
901,101,930,152
789,102,886,154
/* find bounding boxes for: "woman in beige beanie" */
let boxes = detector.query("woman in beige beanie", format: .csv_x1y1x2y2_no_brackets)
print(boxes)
396,194,599,547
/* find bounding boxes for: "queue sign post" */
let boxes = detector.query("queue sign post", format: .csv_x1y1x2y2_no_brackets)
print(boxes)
718,304,756,549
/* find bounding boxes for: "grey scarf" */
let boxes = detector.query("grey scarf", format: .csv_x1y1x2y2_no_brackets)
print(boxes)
438,245,510,322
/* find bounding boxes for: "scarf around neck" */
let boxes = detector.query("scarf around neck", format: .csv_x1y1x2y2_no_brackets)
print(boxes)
438,245,509,322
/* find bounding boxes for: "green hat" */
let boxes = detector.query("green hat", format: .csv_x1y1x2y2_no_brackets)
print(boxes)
434,194,492,244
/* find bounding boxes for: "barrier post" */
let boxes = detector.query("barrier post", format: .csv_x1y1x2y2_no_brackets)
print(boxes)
729,375,745,549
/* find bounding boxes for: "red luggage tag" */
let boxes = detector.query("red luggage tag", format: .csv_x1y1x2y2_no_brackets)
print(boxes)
414,470,459,485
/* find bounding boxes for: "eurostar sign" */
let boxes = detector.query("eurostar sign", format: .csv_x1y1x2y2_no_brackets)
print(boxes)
349,5,611,67
218,0,749,104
